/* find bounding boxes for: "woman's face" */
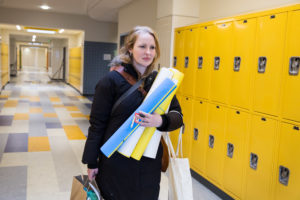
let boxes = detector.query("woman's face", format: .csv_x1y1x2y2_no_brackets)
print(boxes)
130,32,156,68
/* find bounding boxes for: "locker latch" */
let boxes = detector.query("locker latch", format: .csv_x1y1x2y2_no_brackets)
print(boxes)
209,135,214,148
185,56,189,68
214,57,220,70
173,56,177,67
279,166,290,186
198,56,203,69
289,57,299,76
258,57,267,73
194,128,199,140
250,153,258,170
227,143,234,158
234,57,241,72
182,123,185,134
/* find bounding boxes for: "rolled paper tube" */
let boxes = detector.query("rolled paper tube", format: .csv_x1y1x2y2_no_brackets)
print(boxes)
100,78,177,158
131,68,184,160
117,68,174,157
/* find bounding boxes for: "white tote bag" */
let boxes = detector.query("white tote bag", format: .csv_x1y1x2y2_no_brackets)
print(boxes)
166,127,193,200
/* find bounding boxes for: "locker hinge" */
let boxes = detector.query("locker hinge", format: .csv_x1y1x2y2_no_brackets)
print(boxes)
227,143,234,158
250,153,258,170
289,57,299,75
209,134,214,148
279,166,290,186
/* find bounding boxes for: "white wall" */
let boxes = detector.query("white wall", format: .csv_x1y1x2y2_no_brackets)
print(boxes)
0,7,118,43
21,47,47,68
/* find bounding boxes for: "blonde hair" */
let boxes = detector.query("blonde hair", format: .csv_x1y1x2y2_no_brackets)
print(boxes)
114,26,160,79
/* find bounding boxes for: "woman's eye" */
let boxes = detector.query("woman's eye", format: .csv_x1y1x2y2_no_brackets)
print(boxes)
139,45,146,48
150,46,155,50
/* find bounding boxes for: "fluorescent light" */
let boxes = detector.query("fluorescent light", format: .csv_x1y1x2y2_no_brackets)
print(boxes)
59,29,64,33
27,29,56,34
32,38,36,42
16,25,21,30
40,5,51,10
33,35,36,39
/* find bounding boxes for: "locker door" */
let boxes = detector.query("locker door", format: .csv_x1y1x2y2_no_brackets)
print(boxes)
245,115,277,200
170,95,182,148
275,122,300,200
282,10,300,122
253,12,287,116
211,22,233,104
230,18,256,109
223,108,249,199
182,28,198,97
180,96,194,159
194,25,214,100
206,103,226,185
191,99,208,174
173,30,185,95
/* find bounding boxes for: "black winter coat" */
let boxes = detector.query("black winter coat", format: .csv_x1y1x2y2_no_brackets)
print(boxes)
82,63,183,200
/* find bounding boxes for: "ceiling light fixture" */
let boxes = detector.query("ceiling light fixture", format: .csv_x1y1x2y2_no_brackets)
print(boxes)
16,25,21,30
40,5,51,10
27,29,56,34
59,29,64,34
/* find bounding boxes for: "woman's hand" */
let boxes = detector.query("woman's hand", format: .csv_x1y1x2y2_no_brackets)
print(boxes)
88,168,99,181
135,111,162,128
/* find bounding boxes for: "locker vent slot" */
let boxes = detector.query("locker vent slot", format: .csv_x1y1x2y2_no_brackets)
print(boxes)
227,143,234,158
250,153,258,170
261,117,266,121
193,128,199,140
294,126,299,131
279,166,290,186
258,57,267,73
289,57,299,75
236,111,240,114
234,56,241,71
184,56,189,68
173,56,177,67
209,135,214,148
198,56,203,69
214,57,220,70
243,20,248,23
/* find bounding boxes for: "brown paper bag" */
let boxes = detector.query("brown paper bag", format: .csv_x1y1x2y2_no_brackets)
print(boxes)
70,175,87,200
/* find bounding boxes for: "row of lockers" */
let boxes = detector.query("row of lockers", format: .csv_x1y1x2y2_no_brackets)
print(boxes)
170,96,300,200
173,5,300,123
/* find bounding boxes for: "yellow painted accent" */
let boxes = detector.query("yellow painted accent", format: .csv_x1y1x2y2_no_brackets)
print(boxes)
63,125,86,140
14,113,29,120
1,43,9,86
28,136,50,152
29,96,40,102
245,115,277,200
281,10,300,122
43,113,57,118
69,47,82,91
66,106,79,111
19,96,29,99
274,122,300,199
253,12,287,116
4,100,18,107
53,104,65,108
0,95,8,98
71,113,86,118
50,97,60,102
30,108,43,113
24,26,59,32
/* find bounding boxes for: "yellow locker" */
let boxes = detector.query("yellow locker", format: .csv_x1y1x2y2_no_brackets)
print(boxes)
253,12,287,116
245,115,277,200
275,122,300,200
223,108,249,199
173,30,185,95
210,22,233,104
170,95,182,150
206,103,227,185
191,99,208,174
182,28,198,97
230,18,256,109
282,10,300,122
194,25,214,100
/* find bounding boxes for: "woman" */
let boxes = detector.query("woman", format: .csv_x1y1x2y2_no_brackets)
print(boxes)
82,26,183,200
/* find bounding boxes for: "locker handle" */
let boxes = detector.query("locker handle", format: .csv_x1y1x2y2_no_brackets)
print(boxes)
250,153,258,170
173,56,177,67
184,56,189,68
258,57,267,73
193,128,199,140
209,135,214,148
198,56,203,69
261,117,266,121
294,126,299,131
214,57,220,70
289,57,299,76
279,166,290,186
234,57,241,72
236,111,240,114
270,15,275,19
227,143,234,158
182,123,185,134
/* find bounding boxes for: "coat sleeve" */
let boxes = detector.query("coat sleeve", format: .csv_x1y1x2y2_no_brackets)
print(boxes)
82,74,116,168
157,94,183,132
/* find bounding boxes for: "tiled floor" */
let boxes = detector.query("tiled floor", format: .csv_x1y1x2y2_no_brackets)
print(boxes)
0,66,221,200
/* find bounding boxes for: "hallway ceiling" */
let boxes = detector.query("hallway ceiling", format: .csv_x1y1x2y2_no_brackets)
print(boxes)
0,0,134,22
